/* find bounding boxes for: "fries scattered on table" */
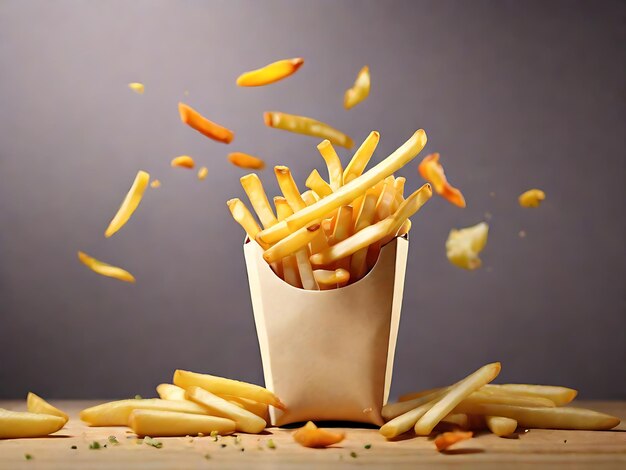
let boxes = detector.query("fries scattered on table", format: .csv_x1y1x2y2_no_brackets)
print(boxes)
0,393,68,439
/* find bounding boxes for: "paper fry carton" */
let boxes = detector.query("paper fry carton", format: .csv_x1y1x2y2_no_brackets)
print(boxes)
244,237,408,426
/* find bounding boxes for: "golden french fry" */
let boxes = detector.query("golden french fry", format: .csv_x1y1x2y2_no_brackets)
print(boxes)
274,196,294,220
293,421,345,448
301,190,319,206
379,399,438,439
485,384,577,406
439,413,469,430
317,140,343,190
309,226,331,255
344,66,370,110
156,384,186,401
383,387,449,421
150,179,161,189
375,176,396,222
80,399,208,426
419,153,466,208
228,152,265,170
264,111,354,149
464,390,555,408
0,408,65,438
262,223,321,263
128,410,236,437
282,254,302,288
128,82,144,94
392,177,406,211
518,189,546,208
26,392,69,424
185,386,266,434
77,251,135,283
227,198,268,249
197,166,208,180
446,222,489,270
173,370,285,410
179,102,234,144
240,174,278,229
398,387,443,402
397,219,411,236
237,58,304,87
348,187,379,280
275,166,307,212
414,362,501,436
295,248,319,290
313,268,350,289
171,155,195,169
258,130,427,244
219,395,269,419
434,431,473,452
330,206,353,245
306,169,333,198
485,416,517,437
343,131,379,184
104,170,150,238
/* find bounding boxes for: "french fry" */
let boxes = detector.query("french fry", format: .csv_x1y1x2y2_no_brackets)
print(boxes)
375,176,397,222
128,82,145,94
453,403,620,431
392,177,406,212
309,226,331,255
185,386,266,434
306,169,333,198
179,102,234,144
240,174,278,229
295,248,319,290
275,166,307,212
434,431,473,451
274,196,293,220
79,399,208,426
379,399,438,439
104,170,150,238
128,410,236,437
350,188,380,281
382,387,449,421
262,223,322,264
0,408,65,438
282,254,302,288
227,198,269,250
26,392,69,424
330,206,353,245
397,219,411,236
237,58,304,87
171,155,195,169
293,421,345,448
258,130,427,244
463,391,555,408
220,395,269,419
313,268,350,289
77,251,135,283
485,416,518,437
344,66,370,110
414,362,501,436
446,222,489,270
156,384,186,401
264,111,354,149
228,152,266,170
301,190,318,206
485,384,577,406
439,413,469,430
418,153,466,208
343,131,380,184
317,140,343,190
173,370,285,410
197,166,208,180
518,189,546,208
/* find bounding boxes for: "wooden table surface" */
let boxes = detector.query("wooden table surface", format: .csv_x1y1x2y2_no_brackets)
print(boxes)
0,400,624,469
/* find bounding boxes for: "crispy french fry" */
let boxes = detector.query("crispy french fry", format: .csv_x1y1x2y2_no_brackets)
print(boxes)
258,130,427,244
397,219,411,236
317,140,343,190
128,410,236,437
128,82,145,94
295,248,319,290
309,225,331,255
293,421,345,448
485,384,577,406
434,431,473,451
275,166,307,212
392,177,406,211
274,196,293,220
173,370,285,410
185,386,266,434
414,362,501,436
171,155,195,169
156,384,186,401
463,390,555,408
301,190,318,206
104,170,150,238
439,413,469,430
282,254,302,288
518,189,546,208
240,174,278,229
0,408,65,438
313,268,350,289
485,416,517,437
399,388,442,402
453,403,620,430
80,399,208,426
328,206,353,277
26,393,69,424
179,102,234,144
306,169,333,198
418,153,466,208
383,388,449,421
237,58,304,87
380,399,438,439
77,251,135,283
446,222,489,270
227,198,269,250
344,66,370,110
375,176,397,222
197,166,208,180
262,223,321,263
350,188,380,281
219,395,269,419
343,131,380,184
264,111,354,149
228,152,265,170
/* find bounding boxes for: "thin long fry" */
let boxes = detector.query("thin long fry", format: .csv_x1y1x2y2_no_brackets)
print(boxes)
375,176,396,222
306,169,333,198
237,58,304,87
485,384,577,406
264,111,354,149
344,66,370,110
27,393,69,424
228,152,265,170
350,188,380,281
439,413,469,430
197,166,208,180
317,140,343,190
343,131,379,184
219,395,268,419
258,130,427,244
79,399,208,426
282,254,301,288
379,399,438,439
313,269,350,289
227,198,268,249
275,166,307,212
392,177,406,211
462,391,555,408
262,223,321,263
414,362,501,436
104,170,150,238
77,251,135,283
418,153,465,208
330,206,353,245
240,174,278,229
383,388,449,421
0,409,65,438
171,155,195,169
179,102,234,144
128,410,236,437
485,416,517,437
434,431,473,451
156,384,186,401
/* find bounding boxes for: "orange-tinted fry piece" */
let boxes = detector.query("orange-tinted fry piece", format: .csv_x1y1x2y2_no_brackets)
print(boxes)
228,152,265,170
293,421,345,448
434,431,473,452
150,180,161,189
178,102,234,144
237,58,304,87
264,111,354,149
171,155,195,169
418,153,466,208
78,251,135,283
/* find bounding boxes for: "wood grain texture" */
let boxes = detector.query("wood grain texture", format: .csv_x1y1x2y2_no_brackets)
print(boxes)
0,400,624,469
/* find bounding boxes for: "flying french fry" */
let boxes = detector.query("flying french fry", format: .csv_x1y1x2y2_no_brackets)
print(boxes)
171,155,195,169
237,58,304,87
418,153,466,208
343,131,379,184
150,179,161,189
317,140,343,190
128,410,236,437
313,268,350,289
0,408,65,438
293,421,345,448
262,223,321,263
156,384,186,401
264,111,354,149
306,169,333,198
434,431,473,451
228,152,266,170
344,66,370,110
197,166,208,180
104,170,150,238
446,222,489,270
27,392,69,424
275,166,307,212
379,399,438,439
179,102,234,144
518,189,546,208
485,416,517,437
128,82,145,94
240,174,278,229
77,251,135,283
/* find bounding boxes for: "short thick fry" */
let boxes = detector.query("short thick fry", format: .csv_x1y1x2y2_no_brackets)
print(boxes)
27,392,69,424
344,66,370,110
262,223,321,263
185,386,266,434
156,384,186,401
80,399,208,426
104,170,150,238
317,140,343,190
418,153,465,208
228,152,265,170
313,268,350,289
379,399,438,439
275,166,307,212
518,189,546,208
128,410,236,437
171,155,195,169
179,102,234,144
240,174,278,229
237,58,304,87
306,169,333,198
173,370,285,410
264,111,354,149
0,408,65,438
77,251,135,283
343,131,380,184
446,222,489,270
485,416,518,437
434,431,473,451
293,421,345,448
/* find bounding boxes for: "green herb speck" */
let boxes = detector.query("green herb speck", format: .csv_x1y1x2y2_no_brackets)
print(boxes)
204,453,211,459
89,441,101,450
143,436,163,449
25,454,33,460
267,439,276,449
350,451,358,458
364,444,372,449
108,435,119,445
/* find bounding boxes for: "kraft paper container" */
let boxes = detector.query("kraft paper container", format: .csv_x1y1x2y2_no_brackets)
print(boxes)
244,236,408,426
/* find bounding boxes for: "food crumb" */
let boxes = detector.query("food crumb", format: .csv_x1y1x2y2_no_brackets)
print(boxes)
71,445,77,450
143,436,163,449
108,435,119,445
204,453,211,459
350,451,358,458
241,448,245,452
198,432,204,437
25,454,33,460
221,444,227,448
564,439,567,443
267,439,276,449
364,444,372,449
150,179,161,189
134,394,142,400
198,166,208,180
128,82,145,94
484,212,492,220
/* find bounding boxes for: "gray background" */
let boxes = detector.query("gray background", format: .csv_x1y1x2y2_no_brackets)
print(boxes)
1,0,624,400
